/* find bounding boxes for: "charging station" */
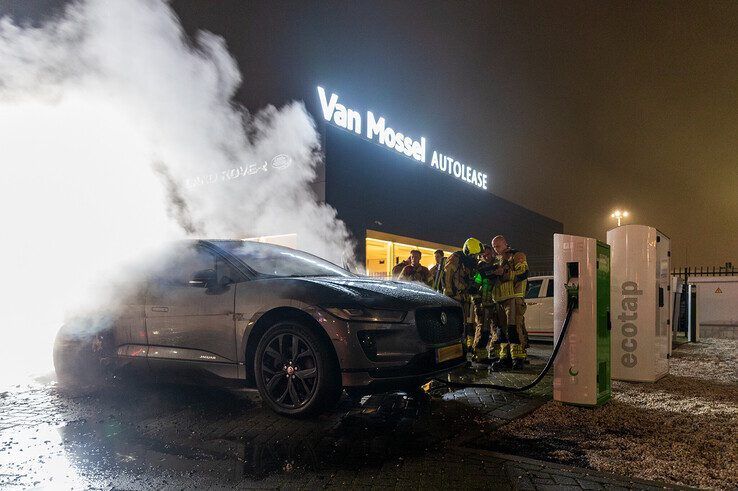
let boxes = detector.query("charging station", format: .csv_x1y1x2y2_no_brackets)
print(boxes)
607,225,670,382
553,234,611,406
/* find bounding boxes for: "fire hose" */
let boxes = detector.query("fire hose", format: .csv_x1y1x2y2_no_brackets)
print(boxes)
433,296,576,393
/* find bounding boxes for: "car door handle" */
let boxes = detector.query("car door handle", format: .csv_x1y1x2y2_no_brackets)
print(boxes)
527,302,539,306
151,306,169,312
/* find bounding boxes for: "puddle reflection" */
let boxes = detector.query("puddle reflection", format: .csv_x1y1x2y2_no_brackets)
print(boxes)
46,383,477,485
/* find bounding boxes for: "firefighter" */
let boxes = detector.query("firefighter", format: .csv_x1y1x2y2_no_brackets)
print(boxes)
470,245,500,364
490,235,529,371
428,249,445,291
443,238,483,349
398,249,432,285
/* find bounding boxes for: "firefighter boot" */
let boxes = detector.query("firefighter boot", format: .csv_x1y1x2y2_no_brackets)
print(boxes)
511,343,526,370
471,347,492,364
491,357,512,372
490,343,512,371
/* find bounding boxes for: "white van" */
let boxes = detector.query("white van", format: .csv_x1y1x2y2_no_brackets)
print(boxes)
524,275,554,339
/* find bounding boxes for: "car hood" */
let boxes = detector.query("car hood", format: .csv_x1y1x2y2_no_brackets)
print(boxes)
300,276,458,310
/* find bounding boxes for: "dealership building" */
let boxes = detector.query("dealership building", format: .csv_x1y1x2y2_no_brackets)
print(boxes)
244,86,562,276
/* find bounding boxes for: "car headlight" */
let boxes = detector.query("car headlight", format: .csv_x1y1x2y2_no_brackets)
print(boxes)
323,307,407,323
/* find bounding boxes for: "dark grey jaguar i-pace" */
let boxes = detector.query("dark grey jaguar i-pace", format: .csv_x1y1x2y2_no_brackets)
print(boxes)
54,240,465,416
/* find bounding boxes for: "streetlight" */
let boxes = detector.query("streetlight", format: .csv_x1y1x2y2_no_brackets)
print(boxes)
610,210,630,226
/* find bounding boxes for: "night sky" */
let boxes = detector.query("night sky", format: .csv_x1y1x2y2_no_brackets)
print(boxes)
6,1,737,267
170,0,737,268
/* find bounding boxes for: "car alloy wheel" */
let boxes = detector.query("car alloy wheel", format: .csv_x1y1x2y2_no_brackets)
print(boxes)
260,331,318,410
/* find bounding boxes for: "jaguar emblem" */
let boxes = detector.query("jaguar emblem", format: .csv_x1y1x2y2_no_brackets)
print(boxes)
440,312,448,325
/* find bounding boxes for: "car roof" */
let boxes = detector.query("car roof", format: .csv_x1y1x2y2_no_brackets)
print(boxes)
170,238,289,253
200,238,288,249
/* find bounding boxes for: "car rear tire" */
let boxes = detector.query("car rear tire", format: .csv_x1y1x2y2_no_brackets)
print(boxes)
254,321,341,417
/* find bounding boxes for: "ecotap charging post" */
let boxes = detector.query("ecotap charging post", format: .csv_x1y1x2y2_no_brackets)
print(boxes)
553,234,612,406
607,225,671,382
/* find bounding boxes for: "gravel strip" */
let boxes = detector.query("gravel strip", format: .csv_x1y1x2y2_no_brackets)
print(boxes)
487,338,738,489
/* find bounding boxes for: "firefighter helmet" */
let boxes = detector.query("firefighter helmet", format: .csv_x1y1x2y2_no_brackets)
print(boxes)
462,238,483,256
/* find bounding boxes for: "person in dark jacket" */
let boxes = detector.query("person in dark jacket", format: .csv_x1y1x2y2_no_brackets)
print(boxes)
398,250,432,285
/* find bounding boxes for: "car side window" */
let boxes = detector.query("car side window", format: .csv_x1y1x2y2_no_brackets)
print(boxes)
526,280,542,299
215,256,241,286
151,245,216,287
546,279,554,298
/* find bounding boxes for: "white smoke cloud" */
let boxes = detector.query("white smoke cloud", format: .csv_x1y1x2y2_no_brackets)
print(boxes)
0,0,354,385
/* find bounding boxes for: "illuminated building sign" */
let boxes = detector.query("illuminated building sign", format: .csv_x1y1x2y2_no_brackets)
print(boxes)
184,154,292,188
317,86,488,190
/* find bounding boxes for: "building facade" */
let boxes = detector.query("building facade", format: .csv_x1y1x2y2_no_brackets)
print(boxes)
316,125,560,275
304,85,562,275
243,86,562,275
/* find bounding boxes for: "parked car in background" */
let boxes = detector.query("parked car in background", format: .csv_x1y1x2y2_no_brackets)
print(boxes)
54,240,466,417
525,275,554,339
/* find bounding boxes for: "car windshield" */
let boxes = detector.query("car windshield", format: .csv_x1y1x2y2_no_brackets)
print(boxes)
216,240,352,278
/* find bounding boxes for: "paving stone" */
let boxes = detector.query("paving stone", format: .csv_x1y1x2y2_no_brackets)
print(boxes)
552,474,579,485
575,480,603,490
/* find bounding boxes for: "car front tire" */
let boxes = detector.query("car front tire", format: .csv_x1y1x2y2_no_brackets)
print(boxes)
254,320,341,417
53,324,111,392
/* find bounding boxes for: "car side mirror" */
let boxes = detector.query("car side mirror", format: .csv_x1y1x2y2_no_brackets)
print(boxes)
189,269,216,288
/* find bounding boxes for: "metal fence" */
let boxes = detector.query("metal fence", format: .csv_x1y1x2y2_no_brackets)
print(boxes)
366,273,393,280
671,264,736,278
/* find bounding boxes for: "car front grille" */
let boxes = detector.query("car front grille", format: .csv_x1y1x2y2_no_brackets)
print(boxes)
415,307,464,344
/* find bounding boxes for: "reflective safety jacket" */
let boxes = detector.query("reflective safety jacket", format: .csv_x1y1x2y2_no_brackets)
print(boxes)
443,251,477,301
491,249,528,302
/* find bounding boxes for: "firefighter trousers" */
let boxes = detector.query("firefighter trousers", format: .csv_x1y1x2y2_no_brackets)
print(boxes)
473,301,503,358
496,298,526,360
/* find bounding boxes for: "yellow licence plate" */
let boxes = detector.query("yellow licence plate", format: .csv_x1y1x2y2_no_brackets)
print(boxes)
436,343,463,363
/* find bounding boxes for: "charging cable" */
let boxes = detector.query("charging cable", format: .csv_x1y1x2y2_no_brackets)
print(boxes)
433,288,577,393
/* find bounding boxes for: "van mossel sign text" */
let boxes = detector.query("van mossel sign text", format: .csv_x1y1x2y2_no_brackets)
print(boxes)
317,86,488,190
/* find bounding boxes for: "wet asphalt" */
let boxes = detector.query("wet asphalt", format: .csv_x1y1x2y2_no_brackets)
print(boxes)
3,344,647,489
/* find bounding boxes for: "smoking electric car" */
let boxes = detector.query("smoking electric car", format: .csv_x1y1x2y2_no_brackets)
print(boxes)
54,240,465,416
